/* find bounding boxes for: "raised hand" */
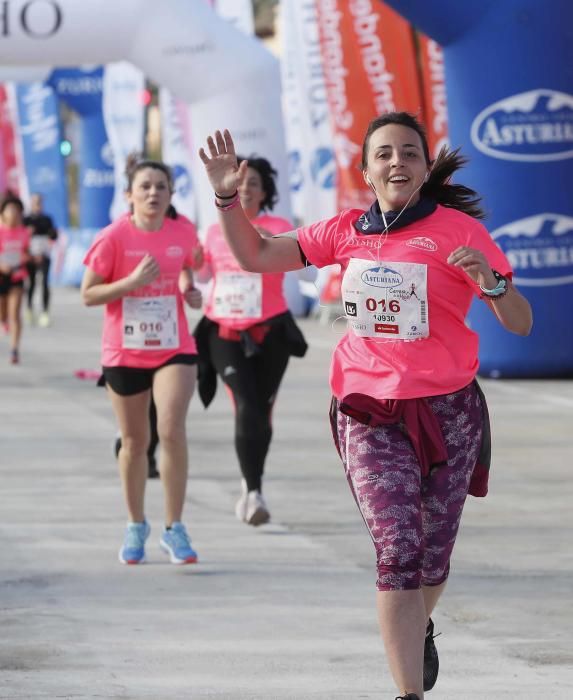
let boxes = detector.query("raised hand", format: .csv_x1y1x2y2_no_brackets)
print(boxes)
128,253,160,290
198,129,248,197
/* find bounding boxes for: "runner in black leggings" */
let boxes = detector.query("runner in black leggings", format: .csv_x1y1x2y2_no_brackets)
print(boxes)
194,156,307,526
207,318,291,492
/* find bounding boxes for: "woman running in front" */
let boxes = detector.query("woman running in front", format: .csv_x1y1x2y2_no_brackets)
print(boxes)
81,158,203,565
198,114,532,699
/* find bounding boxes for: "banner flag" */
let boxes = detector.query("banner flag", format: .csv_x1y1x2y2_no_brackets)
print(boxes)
159,88,196,222
280,0,337,225
102,62,145,221
316,0,423,210
49,66,114,229
12,82,68,226
0,84,22,194
417,34,449,159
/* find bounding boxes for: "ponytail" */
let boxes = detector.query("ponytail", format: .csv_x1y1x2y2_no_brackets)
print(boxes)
422,147,485,219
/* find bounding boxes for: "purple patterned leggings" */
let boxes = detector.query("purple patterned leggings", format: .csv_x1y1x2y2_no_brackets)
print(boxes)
332,383,483,591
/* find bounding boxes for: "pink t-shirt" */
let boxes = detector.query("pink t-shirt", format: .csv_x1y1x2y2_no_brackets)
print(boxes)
0,225,31,281
297,205,512,400
83,215,199,368
203,214,292,330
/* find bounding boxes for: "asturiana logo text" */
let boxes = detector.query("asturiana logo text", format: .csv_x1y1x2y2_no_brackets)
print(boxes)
471,89,573,162
361,266,403,288
491,213,573,286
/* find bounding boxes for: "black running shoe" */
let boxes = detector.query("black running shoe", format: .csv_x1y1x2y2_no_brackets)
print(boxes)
395,694,420,700
424,617,440,691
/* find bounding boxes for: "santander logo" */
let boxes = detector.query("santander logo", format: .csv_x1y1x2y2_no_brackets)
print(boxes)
491,213,573,286
406,236,438,252
471,89,573,162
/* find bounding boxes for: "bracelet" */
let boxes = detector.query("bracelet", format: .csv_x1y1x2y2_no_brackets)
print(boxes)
214,194,240,212
479,269,508,299
214,190,238,200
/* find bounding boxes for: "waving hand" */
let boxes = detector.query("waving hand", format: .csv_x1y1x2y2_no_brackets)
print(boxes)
198,130,248,197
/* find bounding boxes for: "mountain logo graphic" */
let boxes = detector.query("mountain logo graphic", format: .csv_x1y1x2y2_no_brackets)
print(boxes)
471,89,573,162
491,213,573,286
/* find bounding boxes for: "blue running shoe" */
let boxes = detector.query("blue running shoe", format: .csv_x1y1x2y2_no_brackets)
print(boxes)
159,522,198,564
119,520,150,564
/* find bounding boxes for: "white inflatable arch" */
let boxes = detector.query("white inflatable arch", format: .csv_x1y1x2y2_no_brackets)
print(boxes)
0,0,291,226
0,0,273,101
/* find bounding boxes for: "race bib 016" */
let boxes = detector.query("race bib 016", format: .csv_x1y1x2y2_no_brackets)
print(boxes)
213,271,262,319
122,295,179,350
341,258,429,340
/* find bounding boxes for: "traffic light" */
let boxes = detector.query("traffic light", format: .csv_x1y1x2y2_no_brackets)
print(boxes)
60,139,72,157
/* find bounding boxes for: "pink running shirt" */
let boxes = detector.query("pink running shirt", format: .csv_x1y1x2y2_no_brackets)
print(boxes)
297,205,512,400
203,214,292,330
0,225,31,282
83,215,199,368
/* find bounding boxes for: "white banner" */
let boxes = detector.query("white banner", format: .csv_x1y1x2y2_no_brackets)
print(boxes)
280,0,337,225
159,88,196,222
102,62,145,221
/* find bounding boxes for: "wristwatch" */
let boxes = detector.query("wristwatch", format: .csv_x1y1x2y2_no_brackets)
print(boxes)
479,269,508,299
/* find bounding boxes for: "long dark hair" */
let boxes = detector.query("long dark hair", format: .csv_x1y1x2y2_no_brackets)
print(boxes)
361,112,485,219
237,155,278,212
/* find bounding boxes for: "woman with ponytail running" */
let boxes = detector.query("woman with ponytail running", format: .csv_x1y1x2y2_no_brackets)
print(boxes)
198,113,532,699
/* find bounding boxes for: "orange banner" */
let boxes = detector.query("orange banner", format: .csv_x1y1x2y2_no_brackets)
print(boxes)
316,0,423,210
417,34,449,159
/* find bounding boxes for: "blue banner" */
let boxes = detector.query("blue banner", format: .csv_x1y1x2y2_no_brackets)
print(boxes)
48,67,114,230
383,0,573,377
14,83,68,228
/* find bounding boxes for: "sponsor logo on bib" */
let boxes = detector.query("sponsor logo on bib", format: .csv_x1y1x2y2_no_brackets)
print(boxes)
360,266,403,288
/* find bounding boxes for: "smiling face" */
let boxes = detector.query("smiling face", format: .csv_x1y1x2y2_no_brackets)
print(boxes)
363,123,429,212
238,167,266,219
127,167,172,223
